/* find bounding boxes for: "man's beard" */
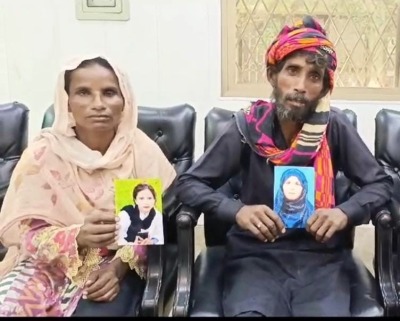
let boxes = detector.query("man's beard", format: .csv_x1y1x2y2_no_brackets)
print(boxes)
272,87,320,123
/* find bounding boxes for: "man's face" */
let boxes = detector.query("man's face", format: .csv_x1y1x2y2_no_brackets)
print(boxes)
271,54,326,122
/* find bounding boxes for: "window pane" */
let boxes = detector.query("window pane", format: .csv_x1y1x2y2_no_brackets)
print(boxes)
235,0,400,88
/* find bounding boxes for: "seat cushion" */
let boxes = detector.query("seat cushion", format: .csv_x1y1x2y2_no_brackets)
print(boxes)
190,246,224,317
346,254,384,316
190,246,383,317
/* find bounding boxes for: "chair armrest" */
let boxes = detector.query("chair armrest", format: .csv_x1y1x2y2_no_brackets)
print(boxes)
388,198,400,229
141,245,164,316
373,207,399,316
172,206,199,317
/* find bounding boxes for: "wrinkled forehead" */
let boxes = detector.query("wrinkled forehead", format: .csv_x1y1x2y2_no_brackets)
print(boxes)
62,58,124,95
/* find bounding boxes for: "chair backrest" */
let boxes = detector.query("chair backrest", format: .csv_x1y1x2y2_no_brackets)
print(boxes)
41,104,196,176
41,104,196,242
375,108,400,205
374,108,400,255
0,102,29,209
203,106,358,247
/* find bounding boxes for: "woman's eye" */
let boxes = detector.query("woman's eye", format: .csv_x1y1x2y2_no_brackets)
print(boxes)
104,90,116,97
77,89,89,96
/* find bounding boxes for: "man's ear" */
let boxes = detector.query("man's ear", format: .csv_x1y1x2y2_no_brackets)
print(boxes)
267,67,277,88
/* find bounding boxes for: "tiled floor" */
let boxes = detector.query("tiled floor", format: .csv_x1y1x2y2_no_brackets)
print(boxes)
194,224,375,274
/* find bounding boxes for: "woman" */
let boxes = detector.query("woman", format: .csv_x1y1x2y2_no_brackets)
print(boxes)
274,168,314,229
0,55,176,316
117,183,164,246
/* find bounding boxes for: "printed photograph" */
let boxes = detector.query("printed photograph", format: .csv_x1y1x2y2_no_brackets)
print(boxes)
273,166,315,229
114,178,164,246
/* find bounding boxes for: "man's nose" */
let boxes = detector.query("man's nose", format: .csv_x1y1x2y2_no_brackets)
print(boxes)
294,75,306,94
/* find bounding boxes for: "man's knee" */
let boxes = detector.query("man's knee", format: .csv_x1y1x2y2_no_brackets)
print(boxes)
234,311,265,317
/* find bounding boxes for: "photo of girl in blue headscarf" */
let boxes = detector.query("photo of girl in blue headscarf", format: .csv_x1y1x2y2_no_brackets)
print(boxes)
273,167,315,229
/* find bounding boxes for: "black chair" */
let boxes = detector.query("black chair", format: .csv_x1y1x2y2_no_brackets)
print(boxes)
374,108,400,315
173,106,392,317
0,102,29,260
0,102,29,209
41,103,196,316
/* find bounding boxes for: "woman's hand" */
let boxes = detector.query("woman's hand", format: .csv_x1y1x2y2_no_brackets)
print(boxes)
76,210,119,249
83,259,128,302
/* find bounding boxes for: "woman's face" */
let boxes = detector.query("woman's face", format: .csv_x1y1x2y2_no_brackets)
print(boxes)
67,63,124,133
282,175,303,201
135,189,156,214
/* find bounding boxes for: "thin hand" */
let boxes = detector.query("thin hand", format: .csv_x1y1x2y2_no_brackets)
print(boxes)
306,208,348,243
236,205,286,242
84,265,120,302
77,210,119,248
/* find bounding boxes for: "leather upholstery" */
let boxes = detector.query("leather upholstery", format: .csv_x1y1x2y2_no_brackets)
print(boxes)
375,109,400,207
190,106,383,317
41,104,196,316
0,102,29,209
374,108,400,314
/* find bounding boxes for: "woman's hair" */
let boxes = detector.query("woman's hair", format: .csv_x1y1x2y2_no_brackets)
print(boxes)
64,57,115,94
132,183,157,202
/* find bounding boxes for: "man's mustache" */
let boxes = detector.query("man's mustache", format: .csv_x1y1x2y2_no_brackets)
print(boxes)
284,93,309,105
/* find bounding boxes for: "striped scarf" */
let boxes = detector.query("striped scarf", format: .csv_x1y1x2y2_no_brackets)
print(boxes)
238,98,335,209
237,16,337,209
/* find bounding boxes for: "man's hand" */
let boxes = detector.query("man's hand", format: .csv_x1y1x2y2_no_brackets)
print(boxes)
83,259,129,302
306,208,349,243
236,205,286,242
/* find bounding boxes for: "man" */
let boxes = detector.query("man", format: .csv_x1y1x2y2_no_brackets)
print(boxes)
175,16,393,317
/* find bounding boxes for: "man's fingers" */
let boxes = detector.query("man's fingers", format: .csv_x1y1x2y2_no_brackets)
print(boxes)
314,221,330,242
322,225,337,243
306,211,322,231
248,224,267,242
308,214,324,235
261,206,285,233
255,214,279,239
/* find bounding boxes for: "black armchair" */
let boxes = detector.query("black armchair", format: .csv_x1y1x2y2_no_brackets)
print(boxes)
173,106,390,317
0,102,29,209
0,102,29,260
41,103,196,316
374,108,400,315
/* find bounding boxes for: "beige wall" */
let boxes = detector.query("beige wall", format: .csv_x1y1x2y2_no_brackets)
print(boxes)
0,0,396,237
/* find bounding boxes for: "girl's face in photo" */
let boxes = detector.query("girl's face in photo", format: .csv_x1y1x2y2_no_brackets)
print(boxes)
135,188,155,214
282,175,303,201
